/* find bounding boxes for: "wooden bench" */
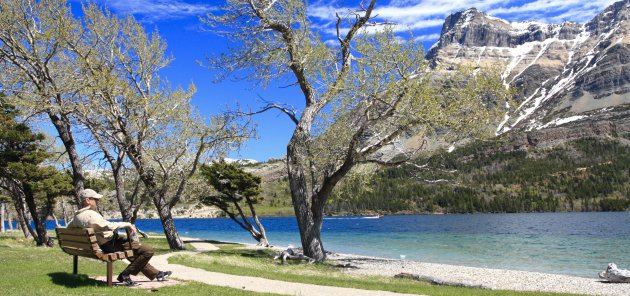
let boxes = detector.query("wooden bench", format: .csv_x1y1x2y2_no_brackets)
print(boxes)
55,227,133,287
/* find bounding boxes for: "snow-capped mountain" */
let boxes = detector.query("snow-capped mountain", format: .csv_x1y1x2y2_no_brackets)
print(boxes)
428,1,630,143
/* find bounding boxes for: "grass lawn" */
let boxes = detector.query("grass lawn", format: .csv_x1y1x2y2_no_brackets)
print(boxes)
169,241,582,296
251,205,295,217
0,231,278,296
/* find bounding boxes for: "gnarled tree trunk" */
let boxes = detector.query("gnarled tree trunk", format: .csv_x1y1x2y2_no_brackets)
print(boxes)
11,187,34,239
48,112,84,207
23,187,53,247
154,195,184,250
287,132,326,261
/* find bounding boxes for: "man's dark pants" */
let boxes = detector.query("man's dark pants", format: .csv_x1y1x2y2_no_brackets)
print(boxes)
99,234,159,280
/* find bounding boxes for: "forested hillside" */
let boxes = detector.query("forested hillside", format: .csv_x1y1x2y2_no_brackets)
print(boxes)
326,136,630,214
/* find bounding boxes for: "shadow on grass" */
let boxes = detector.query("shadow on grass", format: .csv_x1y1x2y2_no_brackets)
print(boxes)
183,239,240,245
48,272,104,288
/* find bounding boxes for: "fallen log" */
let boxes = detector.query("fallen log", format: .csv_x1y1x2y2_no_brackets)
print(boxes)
599,263,630,283
273,247,315,264
394,272,494,290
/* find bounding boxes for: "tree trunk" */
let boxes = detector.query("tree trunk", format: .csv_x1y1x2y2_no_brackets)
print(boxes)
22,188,52,246
48,112,84,207
13,192,34,239
61,201,68,226
246,199,269,247
287,136,326,261
1,203,5,232
7,208,13,230
15,208,31,239
128,150,184,250
112,163,133,222
156,200,184,250
52,213,60,227
150,186,184,250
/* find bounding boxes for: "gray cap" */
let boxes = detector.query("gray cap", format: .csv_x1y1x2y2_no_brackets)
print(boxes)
81,189,103,201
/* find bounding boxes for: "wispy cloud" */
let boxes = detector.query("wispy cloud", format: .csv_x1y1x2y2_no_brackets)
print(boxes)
308,0,618,38
487,0,615,23
95,0,216,22
414,33,441,42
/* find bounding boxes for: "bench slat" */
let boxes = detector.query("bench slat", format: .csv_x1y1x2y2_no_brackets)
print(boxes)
59,239,99,251
106,253,117,261
56,227,94,236
57,233,98,244
114,251,129,260
61,246,100,259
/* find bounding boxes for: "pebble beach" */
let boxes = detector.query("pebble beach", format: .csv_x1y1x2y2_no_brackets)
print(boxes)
329,253,630,296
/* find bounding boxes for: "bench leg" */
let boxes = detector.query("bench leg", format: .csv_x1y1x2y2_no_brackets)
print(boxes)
73,255,78,274
106,261,113,287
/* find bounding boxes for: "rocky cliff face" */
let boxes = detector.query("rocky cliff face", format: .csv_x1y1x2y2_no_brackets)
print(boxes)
427,0,630,143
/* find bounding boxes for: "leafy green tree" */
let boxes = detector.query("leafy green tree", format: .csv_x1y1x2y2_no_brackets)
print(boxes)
66,3,250,250
0,96,72,246
204,0,511,260
0,0,86,205
200,161,269,246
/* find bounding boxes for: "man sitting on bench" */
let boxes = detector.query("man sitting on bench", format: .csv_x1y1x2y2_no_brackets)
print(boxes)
68,188,172,286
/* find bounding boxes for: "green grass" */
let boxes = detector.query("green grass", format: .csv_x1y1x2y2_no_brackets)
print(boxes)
251,205,294,217
139,234,197,255
0,231,278,296
169,241,581,296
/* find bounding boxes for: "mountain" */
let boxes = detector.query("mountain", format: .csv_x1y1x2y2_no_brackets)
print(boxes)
427,1,630,146
240,2,630,215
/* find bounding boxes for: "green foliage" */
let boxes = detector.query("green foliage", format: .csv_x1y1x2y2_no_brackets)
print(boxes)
328,137,630,214
0,98,47,168
201,160,262,200
0,96,72,202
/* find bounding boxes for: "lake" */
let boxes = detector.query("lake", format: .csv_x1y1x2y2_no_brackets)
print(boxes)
27,212,630,278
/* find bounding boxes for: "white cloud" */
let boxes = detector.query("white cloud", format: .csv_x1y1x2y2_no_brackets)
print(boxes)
414,33,441,42
487,0,616,23
97,0,216,22
308,0,619,38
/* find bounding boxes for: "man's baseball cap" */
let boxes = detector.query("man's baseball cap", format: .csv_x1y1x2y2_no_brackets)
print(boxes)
81,188,103,200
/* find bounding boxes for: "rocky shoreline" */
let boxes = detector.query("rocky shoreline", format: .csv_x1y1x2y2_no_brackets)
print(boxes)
326,252,630,295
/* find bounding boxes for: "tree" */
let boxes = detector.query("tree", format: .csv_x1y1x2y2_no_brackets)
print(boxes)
200,160,269,246
204,0,511,260
0,0,86,205
68,3,250,250
0,96,73,245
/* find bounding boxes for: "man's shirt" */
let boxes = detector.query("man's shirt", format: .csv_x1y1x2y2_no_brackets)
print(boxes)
67,207,132,245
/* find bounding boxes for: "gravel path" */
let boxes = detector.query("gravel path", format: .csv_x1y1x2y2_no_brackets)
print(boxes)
149,243,423,296
331,254,630,296
142,238,630,295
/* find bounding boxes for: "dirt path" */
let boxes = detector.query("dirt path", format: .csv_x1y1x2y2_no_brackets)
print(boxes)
147,241,424,296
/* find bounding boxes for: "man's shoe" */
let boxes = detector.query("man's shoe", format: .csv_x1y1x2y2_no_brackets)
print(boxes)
155,270,172,281
117,273,137,286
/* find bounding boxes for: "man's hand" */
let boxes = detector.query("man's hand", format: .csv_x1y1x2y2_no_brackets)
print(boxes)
126,225,136,236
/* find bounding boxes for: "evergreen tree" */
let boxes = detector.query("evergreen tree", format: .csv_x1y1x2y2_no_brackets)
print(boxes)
200,160,269,246
0,96,72,246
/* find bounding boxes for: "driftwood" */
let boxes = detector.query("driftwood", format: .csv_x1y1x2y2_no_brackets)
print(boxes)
599,263,630,283
274,247,315,264
395,272,494,290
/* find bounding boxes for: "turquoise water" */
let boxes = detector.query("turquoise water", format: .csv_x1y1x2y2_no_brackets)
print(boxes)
39,212,630,278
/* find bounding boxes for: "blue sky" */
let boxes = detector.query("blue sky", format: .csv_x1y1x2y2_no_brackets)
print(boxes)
71,0,618,161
